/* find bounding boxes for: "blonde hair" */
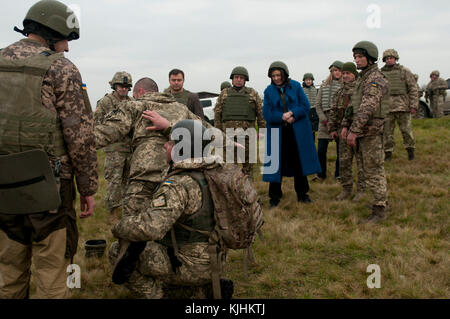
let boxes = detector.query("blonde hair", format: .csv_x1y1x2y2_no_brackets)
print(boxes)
324,67,343,86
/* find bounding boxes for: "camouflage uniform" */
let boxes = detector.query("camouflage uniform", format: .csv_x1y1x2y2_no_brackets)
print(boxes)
343,63,389,209
95,92,211,218
109,159,225,299
94,93,132,212
328,80,365,196
163,88,204,119
425,75,447,118
381,64,418,155
214,86,265,179
0,38,98,298
303,84,319,139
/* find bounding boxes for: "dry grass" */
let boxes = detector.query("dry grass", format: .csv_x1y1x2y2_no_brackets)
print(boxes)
68,117,449,299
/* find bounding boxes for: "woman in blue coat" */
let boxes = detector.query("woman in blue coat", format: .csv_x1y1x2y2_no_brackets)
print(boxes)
262,61,321,208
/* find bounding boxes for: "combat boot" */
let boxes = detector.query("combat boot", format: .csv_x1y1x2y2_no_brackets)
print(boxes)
407,148,415,161
352,190,366,202
384,151,392,161
336,187,352,201
360,205,386,224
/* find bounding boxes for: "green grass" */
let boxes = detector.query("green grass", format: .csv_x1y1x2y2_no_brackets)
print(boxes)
70,116,449,299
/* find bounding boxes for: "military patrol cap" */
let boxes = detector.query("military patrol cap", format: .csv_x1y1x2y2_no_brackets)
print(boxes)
382,49,399,62
230,66,249,81
342,62,358,77
303,73,314,81
22,0,80,41
430,70,440,77
170,120,209,160
220,81,232,91
352,41,379,61
110,71,133,89
268,61,289,77
329,60,344,70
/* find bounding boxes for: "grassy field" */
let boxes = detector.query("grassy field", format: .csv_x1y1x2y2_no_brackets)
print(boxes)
70,116,449,299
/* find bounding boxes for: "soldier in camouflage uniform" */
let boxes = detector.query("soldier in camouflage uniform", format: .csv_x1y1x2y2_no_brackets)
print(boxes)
163,69,204,119
425,70,447,118
220,81,231,91
314,61,343,180
414,74,423,99
94,72,133,223
328,62,365,201
381,49,418,161
214,66,265,180
344,41,389,223
0,0,98,298
303,73,319,142
109,120,230,299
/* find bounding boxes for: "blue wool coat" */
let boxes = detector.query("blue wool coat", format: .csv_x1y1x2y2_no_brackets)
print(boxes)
262,79,321,183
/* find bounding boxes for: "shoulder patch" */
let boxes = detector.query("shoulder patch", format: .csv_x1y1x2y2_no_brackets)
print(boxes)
370,82,378,87
163,180,174,186
82,83,87,90
152,194,167,208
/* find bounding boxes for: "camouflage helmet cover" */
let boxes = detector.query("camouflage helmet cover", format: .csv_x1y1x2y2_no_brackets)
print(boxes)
352,40,379,61
109,71,133,89
303,73,314,81
382,49,399,61
23,0,80,40
430,70,440,77
329,60,344,70
268,61,289,77
230,66,249,81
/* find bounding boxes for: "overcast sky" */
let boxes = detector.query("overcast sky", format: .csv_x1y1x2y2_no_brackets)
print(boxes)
1,0,449,107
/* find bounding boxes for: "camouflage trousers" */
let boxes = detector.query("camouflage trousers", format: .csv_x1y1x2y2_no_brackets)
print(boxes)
356,135,388,207
122,181,159,217
109,241,220,299
104,151,130,212
430,96,445,118
383,112,415,153
339,135,365,192
224,134,256,180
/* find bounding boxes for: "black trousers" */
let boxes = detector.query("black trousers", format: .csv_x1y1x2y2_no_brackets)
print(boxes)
317,138,340,179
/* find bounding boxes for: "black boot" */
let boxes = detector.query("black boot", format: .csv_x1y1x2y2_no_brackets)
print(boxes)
112,241,147,284
384,152,392,161
298,193,312,203
407,148,415,161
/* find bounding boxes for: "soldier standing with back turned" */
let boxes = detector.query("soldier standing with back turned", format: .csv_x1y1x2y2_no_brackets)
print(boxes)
425,70,447,118
94,72,133,223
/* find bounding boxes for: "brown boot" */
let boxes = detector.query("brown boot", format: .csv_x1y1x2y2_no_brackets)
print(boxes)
352,189,366,202
360,205,386,224
407,148,415,161
336,187,352,201
109,207,121,225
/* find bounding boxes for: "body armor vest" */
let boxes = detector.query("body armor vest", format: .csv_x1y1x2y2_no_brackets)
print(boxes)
382,66,407,95
158,171,215,248
320,80,341,112
303,86,317,108
0,51,66,156
221,88,256,121
352,77,389,119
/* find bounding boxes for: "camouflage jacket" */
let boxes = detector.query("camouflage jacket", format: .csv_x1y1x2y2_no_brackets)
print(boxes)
94,92,132,153
214,86,265,131
95,92,214,183
328,80,356,133
380,64,418,112
346,64,389,137
112,158,221,242
425,78,448,100
163,88,204,119
0,39,97,196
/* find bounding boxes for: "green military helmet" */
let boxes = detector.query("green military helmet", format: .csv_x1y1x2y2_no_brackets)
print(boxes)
382,49,399,62
352,41,379,61
430,70,440,77
220,81,232,91
23,0,80,40
170,119,209,160
230,66,249,81
109,71,133,89
329,60,344,70
342,62,358,77
268,61,289,77
303,73,314,81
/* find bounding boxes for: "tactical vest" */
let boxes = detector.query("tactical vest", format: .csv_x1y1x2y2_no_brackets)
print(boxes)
103,94,132,153
0,51,66,156
352,77,389,119
304,86,317,108
158,171,215,248
320,80,341,111
382,66,407,95
221,88,256,121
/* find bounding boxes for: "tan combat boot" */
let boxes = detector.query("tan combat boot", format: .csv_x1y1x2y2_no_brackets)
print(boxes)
109,207,121,225
336,187,352,201
361,205,386,224
352,190,366,202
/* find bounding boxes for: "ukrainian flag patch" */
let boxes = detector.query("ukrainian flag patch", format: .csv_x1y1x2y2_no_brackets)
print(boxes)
82,83,87,90
163,181,174,186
